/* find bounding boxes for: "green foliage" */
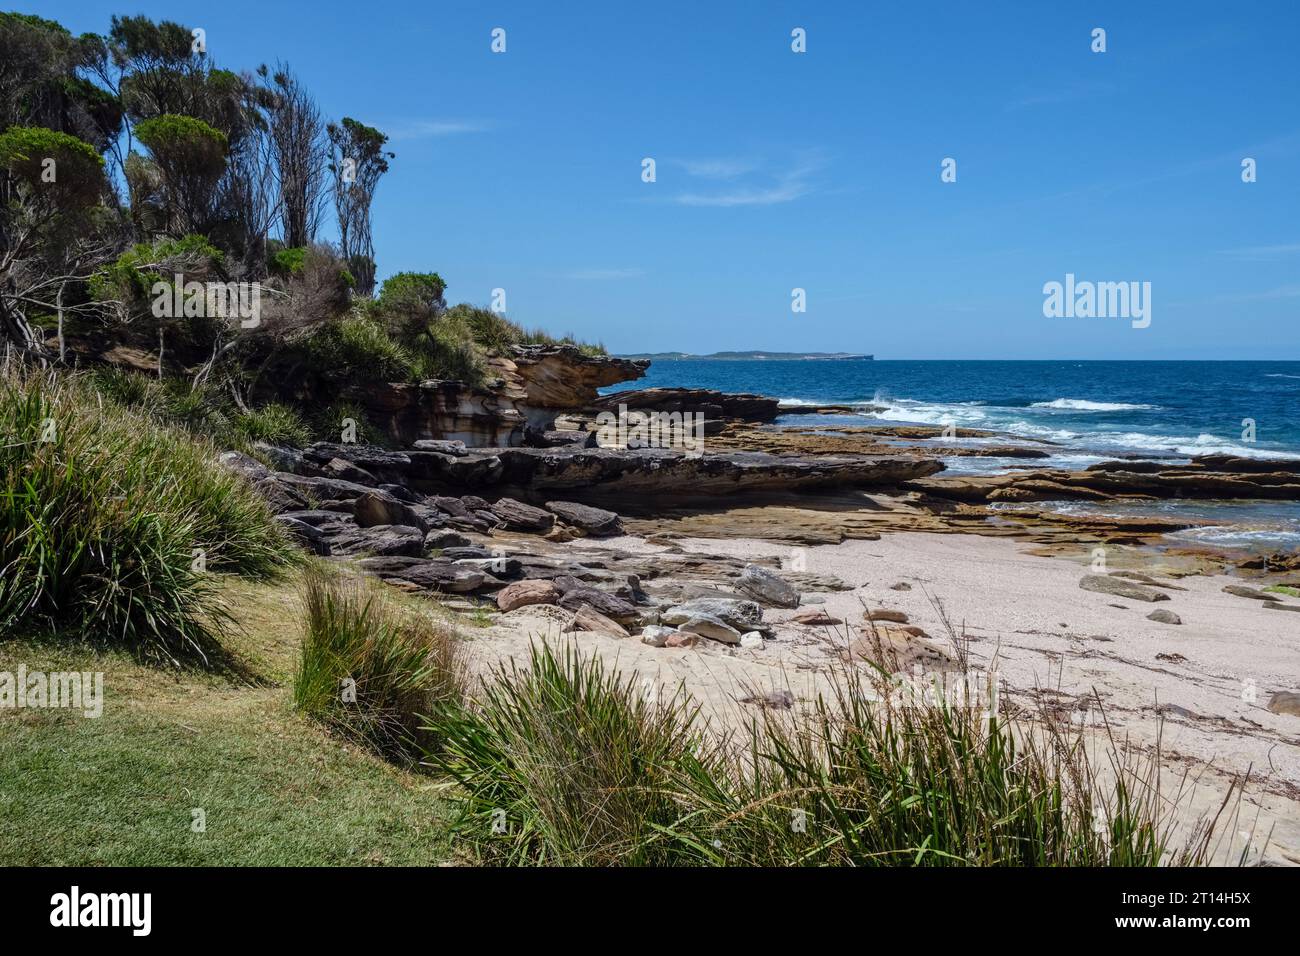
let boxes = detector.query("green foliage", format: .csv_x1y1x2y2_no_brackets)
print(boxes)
269,245,306,277
89,233,223,305
301,315,416,384
307,399,385,446
378,272,445,311
234,402,310,447
0,14,123,149
295,566,465,764
0,125,105,205
134,113,227,173
0,366,295,666
1264,585,1300,598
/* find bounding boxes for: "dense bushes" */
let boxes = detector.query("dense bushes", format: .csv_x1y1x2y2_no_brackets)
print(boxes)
0,365,296,665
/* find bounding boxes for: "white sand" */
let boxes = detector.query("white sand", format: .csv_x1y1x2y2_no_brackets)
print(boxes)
468,530,1300,864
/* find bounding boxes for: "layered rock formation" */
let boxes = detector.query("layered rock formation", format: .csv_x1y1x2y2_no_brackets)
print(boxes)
590,387,780,423
352,344,648,447
906,455,1300,502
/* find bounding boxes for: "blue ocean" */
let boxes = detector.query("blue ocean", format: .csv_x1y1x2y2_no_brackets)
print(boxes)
603,360,1300,550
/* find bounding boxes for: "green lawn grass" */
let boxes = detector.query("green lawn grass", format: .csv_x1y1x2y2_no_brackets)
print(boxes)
0,575,455,866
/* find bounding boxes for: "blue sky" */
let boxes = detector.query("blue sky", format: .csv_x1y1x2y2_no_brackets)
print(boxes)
28,0,1300,358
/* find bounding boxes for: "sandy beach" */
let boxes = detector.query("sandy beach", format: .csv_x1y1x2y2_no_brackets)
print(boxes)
470,529,1300,864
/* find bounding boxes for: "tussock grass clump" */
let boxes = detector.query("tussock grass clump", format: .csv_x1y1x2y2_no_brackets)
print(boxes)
0,365,295,665
422,643,1219,867
684,673,1201,866
294,566,466,764
424,642,719,865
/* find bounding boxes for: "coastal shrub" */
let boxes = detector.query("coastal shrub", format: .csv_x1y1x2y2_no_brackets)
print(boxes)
0,365,295,665
294,566,466,764
307,399,386,446
234,402,311,447
269,245,307,277
301,314,416,384
422,643,1216,867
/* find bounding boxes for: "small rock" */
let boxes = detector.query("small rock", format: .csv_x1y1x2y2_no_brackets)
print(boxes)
1263,601,1300,613
1155,652,1188,663
790,608,843,626
739,631,764,649
889,582,912,591
1080,574,1170,603
1147,609,1182,625
740,689,794,709
1267,691,1300,717
1222,585,1270,601
664,633,700,648
496,579,560,612
639,625,678,648
866,608,908,623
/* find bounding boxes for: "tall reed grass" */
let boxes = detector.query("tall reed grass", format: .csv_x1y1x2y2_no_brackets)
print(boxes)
422,641,1227,867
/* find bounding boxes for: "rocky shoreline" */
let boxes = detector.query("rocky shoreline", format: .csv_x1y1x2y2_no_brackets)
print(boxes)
217,344,1300,670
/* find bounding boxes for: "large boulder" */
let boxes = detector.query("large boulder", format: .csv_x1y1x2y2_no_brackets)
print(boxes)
557,586,638,622
736,564,800,608
545,500,623,537
496,579,561,612
489,497,555,532
354,490,430,532
331,524,426,557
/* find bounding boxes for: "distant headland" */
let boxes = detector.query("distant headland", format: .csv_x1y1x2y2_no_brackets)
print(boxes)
617,350,873,361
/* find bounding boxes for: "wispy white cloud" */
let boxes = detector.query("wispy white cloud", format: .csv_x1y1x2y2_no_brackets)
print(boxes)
672,153,825,207
1005,80,1116,111
674,158,757,180
1216,242,1300,262
559,268,646,280
385,119,492,141
1211,284,1300,302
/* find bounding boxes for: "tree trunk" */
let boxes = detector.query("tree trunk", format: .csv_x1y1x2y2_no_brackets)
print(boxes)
0,293,49,364
56,280,66,363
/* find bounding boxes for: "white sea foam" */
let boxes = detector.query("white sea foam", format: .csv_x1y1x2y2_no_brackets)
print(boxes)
1030,398,1156,411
